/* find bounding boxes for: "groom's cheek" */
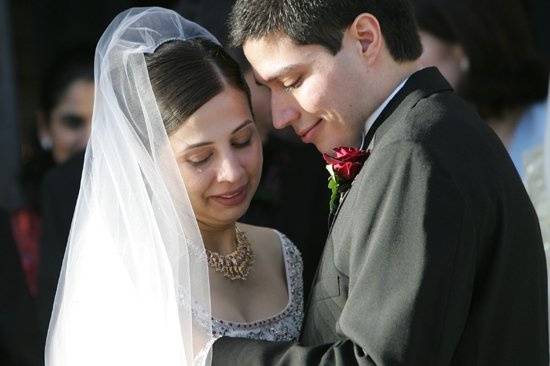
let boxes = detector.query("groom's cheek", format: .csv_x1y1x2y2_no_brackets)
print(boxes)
298,77,327,112
271,94,301,130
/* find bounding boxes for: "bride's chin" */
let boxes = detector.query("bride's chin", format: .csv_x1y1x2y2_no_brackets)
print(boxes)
203,202,251,226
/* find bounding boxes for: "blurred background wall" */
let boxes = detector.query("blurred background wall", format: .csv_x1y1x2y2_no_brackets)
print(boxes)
0,0,23,210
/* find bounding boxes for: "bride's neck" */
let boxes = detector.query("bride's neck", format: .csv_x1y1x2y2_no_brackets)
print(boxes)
198,222,237,254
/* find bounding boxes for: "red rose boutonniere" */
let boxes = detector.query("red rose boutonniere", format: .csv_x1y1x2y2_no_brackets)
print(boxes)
323,147,370,212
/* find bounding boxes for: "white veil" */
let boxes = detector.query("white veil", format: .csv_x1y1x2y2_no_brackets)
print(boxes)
45,7,217,366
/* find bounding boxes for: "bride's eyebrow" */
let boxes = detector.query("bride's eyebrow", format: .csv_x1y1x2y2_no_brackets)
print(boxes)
231,119,254,134
183,120,254,150
184,141,213,150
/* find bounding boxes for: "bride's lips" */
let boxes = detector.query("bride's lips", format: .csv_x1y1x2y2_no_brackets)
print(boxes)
210,184,248,207
299,119,323,143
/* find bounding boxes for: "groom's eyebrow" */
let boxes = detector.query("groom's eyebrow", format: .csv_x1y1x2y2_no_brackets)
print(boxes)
260,63,303,84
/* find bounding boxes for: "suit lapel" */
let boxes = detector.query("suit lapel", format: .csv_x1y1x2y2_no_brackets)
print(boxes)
328,189,351,232
362,67,453,148
327,68,453,230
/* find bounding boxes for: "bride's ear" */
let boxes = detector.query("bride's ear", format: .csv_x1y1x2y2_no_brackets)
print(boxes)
347,13,383,66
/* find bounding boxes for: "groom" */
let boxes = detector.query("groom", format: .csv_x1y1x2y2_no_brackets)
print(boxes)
213,0,549,364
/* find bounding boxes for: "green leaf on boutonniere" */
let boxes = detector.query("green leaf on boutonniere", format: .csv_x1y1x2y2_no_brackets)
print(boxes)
326,165,340,212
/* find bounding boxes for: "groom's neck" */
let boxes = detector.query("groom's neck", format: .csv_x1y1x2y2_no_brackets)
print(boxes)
373,59,420,104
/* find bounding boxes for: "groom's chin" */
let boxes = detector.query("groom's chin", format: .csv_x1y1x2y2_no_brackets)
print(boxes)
313,140,340,155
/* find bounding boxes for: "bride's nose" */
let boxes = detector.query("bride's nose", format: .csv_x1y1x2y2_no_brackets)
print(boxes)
216,153,245,183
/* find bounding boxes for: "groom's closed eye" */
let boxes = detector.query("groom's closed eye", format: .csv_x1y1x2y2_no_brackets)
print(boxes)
282,76,303,92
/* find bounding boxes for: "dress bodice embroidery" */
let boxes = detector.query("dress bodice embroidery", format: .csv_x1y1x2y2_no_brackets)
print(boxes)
211,231,304,342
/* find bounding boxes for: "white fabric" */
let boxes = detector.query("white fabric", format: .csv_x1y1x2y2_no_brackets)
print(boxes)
45,7,218,366
361,77,408,149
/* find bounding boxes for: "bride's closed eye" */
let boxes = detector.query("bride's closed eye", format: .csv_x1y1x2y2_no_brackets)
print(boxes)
232,128,254,148
185,150,213,167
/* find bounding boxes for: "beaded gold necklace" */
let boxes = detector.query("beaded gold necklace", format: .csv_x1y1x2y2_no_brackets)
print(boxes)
206,226,254,281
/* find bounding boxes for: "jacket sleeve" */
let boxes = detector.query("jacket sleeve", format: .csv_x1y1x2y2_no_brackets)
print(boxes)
212,141,475,365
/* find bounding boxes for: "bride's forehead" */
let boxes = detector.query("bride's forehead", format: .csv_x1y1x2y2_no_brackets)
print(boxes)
176,86,250,123
170,113,252,147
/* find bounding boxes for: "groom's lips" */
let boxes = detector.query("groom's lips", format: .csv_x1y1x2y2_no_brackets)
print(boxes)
211,184,248,207
299,119,323,143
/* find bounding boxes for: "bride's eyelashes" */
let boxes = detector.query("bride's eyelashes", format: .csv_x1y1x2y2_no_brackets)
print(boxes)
185,132,254,168
231,125,255,147
231,131,253,148
232,138,252,148
187,152,212,167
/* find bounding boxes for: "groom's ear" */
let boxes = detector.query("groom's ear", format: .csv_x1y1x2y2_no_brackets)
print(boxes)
347,13,383,66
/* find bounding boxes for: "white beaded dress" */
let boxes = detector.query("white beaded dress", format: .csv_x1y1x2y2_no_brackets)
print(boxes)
211,232,304,342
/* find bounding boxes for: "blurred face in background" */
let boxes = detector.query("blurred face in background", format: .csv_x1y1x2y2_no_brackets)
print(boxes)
39,78,94,164
417,30,468,88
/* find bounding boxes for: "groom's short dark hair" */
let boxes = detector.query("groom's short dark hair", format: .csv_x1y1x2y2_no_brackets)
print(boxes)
229,0,422,61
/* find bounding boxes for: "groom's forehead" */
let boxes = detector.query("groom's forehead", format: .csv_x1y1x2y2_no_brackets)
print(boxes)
243,35,319,80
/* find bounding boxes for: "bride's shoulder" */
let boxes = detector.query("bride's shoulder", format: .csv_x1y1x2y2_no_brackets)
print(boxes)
237,223,294,256
238,222,279,247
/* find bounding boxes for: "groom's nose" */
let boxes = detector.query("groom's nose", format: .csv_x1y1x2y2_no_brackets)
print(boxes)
271,92,300,130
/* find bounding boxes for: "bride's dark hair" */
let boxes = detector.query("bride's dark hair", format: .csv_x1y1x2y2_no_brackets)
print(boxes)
145,38,252,135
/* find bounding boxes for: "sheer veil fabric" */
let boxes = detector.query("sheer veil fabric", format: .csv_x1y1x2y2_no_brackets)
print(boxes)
45,8,217,366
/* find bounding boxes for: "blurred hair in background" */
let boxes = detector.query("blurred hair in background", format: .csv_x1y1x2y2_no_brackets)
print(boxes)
414,0,548,118
36,45,94,165
412,0,549,178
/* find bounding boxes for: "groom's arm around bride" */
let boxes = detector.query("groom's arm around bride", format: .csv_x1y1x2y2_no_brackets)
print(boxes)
212,0,549,365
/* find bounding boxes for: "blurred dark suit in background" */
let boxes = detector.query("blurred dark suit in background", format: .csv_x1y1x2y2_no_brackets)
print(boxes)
37,152,84,348
0,209,41,366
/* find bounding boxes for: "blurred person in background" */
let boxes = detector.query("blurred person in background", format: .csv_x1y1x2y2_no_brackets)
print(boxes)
33,46,94,347
412,0,549,178
12,45,94,304
36,46,94,166
37,151,86,347
0,208,41,366
230,48,329,299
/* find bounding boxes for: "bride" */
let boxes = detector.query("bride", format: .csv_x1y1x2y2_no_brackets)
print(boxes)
45,7,303,366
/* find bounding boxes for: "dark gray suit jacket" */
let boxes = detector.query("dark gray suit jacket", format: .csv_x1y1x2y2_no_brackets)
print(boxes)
212,68,549,365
